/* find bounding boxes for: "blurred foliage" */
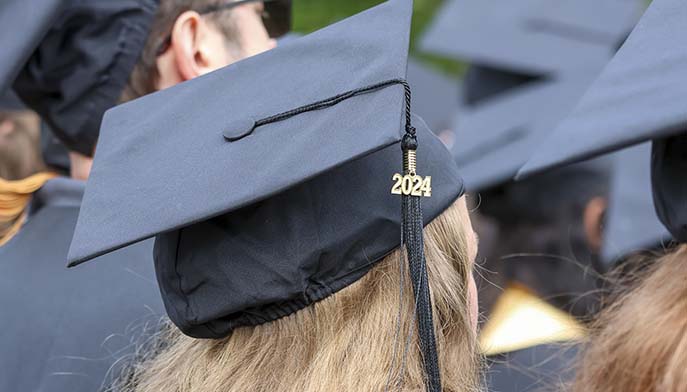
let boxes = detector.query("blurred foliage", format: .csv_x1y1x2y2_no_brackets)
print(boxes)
291,0,467,78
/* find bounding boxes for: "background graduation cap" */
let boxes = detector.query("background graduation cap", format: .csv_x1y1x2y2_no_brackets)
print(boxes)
519,0,687,243
418,0,643,75
68,0,464,389
602,143,671,265
4,0,292,157
452,74,604,192
8,0,159,156
0,0,62,94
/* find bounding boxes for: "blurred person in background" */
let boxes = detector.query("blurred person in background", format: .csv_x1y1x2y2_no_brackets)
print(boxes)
0,90,46,245
418,0,645,389
515,0,687,389
0,0,286,391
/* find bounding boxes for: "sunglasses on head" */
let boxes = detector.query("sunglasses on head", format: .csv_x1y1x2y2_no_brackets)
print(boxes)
156,0,291,56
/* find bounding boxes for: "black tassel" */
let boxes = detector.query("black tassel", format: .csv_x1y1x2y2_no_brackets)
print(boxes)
401,130,441,392
221,77,443,390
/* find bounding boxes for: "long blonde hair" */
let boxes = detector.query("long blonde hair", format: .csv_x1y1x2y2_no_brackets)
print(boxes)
122,198,481,392
572,245,687,392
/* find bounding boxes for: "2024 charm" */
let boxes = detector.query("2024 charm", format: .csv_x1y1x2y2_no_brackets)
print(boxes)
391,173,432,198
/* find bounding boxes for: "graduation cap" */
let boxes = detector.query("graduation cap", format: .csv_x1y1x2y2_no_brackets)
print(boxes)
452,73,601,192
518,0,687,242
602,143,670,265
461,65,541,107
5,0,291,158
419,0,642,75
0,0,62,94
5,0,158,157
68,1,464,389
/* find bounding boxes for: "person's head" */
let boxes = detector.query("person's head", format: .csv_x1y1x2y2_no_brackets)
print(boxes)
67,0,277,180
123,0,276,100
118,197,482,392
572,245,687,392
475,164,609,320
0,110,42,180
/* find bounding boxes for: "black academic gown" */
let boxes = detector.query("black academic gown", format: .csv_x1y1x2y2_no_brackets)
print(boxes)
0,177,164,392
486,344,579,392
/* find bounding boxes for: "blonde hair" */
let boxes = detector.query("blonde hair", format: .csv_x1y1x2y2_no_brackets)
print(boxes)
572,245,687,392
122,198,481,392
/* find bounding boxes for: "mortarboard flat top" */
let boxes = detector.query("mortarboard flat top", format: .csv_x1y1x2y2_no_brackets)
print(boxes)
518,0,687,243
419,0,641,75
68,0,412,265
602,143,670,264
67,0,465,339
451,73,601,192
518,0,687,177
0,0,62,93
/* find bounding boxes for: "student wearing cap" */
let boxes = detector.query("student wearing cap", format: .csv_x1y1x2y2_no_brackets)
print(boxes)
518,0,686,389
419,1,646,390
67,1,483,391
0,1,287,391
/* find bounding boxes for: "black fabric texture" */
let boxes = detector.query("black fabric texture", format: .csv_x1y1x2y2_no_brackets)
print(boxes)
652,132,687,242
154,118,464,338
12,0,158,156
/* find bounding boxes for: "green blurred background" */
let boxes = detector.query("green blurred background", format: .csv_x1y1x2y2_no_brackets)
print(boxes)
291,0,467,77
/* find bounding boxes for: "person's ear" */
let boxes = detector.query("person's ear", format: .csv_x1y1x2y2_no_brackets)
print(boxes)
169,11,208,81
583,196,607,252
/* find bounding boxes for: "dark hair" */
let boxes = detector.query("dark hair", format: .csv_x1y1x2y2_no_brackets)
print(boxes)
474,164,610,320
121,0,240,100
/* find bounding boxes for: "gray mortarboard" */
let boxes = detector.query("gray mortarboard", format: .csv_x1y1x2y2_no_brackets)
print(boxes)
602,143,670,265
419,0,642,75
461,65,540,107
452,73,601,192
68,0,463,389
406,59,461,133
519,0,687,242
0,0,62,93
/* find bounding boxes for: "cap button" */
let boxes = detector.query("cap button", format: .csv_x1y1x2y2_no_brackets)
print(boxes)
223,117,257,142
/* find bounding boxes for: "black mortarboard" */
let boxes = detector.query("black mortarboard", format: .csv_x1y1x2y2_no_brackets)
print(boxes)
0,0,62,93
8,0,158,157
602,143,670,264
452,73,601,192
68,1,464,389
518,0,687,242
419,0,642,75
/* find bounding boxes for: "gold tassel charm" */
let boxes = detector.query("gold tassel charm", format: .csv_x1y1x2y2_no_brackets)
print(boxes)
391,149,432,197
